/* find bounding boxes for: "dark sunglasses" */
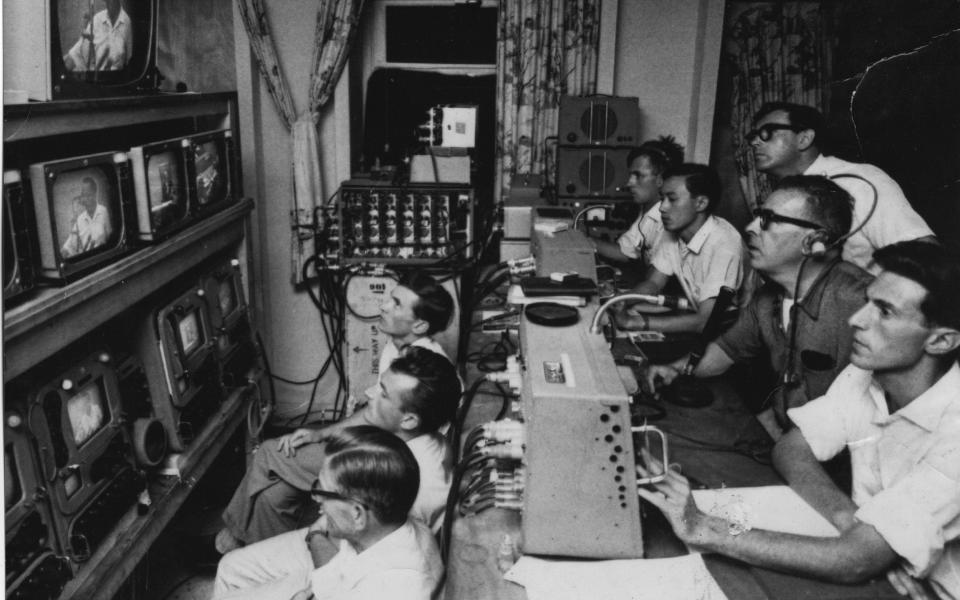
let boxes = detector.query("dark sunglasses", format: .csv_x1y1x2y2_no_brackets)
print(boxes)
310,480,368,508
746,123,805,143
752,208,823,231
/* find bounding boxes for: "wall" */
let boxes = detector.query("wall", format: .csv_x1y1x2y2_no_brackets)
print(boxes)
233,0,352,424
613,0,725,162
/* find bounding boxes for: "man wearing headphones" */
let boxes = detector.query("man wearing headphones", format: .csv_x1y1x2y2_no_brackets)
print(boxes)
647,176,872,439
749,102,935,274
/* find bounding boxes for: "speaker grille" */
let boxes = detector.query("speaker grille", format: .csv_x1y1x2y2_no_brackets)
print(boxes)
559,96,639,147
557,148,631,198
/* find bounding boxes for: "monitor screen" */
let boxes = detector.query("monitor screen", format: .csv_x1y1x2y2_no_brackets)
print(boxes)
58,0,137,75
53,166,120,261
66,381,107,447
218,277,237,317
194,140,225,207
3,208,16,289
5,444,23,512
146,150,186,229
178,310,202,355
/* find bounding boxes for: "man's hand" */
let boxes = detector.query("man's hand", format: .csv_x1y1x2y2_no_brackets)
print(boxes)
612,306,646,330
276,428,322,457
636,450,708,547
886,565,933,600
645,364,681,392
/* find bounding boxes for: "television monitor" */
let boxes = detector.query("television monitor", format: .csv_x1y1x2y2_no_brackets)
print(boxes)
5,412,73,598
28,151,132,283
24,349,145,563
3,0,160,101
200,258,261,387
137,285,224,452
4,170,37,305
129,137,193,242
187,130,237,219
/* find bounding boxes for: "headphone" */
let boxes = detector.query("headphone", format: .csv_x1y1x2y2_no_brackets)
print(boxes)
800,173,879,259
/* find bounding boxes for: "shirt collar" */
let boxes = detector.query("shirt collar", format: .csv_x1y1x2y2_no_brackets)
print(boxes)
803,153,829,176
682,215,716,254
871,363,960,431
335,521,425,588
793,259,843,321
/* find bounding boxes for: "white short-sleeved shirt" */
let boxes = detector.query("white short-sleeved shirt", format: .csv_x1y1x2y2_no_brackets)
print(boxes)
65,9,133,72
310,519,443,600
405,432,451,531
788,364,960,599
650,215,746,309
804,155,934,275
617,202,664,262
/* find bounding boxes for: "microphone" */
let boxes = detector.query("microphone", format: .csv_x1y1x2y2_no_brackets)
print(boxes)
682,286,736,376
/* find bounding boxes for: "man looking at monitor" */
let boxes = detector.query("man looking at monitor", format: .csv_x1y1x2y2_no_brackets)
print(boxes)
749,102,935,274
588,137,684,266
213,425,444,600
64,0,133,73
61,176,111,257
614,163,747,334
640,241,960,599
216,340,458,553
645,176,872,438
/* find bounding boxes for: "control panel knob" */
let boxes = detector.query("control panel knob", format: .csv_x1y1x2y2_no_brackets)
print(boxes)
61,379,74,391
196,289,205,297
98,352,111,363
7,413,22,428
231,258,240,268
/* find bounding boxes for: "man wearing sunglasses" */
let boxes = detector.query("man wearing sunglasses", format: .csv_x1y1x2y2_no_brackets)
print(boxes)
615,163,747,334
217,347,459,555
646,176,872,440
749,101,934,275
214,425,444,600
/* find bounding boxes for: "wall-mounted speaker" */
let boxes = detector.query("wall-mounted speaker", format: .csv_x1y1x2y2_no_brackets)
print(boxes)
558,96,639,147
556,147,632,199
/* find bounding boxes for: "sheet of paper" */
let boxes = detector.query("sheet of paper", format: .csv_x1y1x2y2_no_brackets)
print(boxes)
504,553,728,600
692,485,840,538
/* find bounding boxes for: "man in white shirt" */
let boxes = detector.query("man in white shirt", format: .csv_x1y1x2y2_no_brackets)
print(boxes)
590,137,684,266
63,0,133,73
213,425,443,600
640,240,960,599
216,273,455,551
61,177,111,258
749,102,935,274
615,163,747,334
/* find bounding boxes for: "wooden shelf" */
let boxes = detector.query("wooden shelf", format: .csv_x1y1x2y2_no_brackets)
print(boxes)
3,92,237,142
3,198,254,382
57,384,256,600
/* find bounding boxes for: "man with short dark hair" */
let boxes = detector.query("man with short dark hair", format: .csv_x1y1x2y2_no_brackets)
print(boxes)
749,102,935,274
615,163,747,334
647,175,872,437
217,347,459,552
641,240,960,599
213,425,444,600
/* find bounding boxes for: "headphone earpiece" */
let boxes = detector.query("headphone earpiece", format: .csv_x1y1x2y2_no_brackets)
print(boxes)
802,229,832,258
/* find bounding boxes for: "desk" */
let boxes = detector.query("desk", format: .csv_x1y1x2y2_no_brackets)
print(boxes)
444,329,899,600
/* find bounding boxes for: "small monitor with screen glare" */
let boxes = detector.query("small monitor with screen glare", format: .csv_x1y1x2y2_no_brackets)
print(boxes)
178,310,202,356
66,382,107,447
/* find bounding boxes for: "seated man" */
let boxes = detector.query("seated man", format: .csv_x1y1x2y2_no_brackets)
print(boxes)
217,347,459,552
646,175,872,437
616,163,747,334
640,241,960,598
213,425,444,600
749,101,935,274
589,137,684,266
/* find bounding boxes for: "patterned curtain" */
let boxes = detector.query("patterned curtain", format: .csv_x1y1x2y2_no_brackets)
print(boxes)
236,0,365,283
724,2,829,210
495,0,601,203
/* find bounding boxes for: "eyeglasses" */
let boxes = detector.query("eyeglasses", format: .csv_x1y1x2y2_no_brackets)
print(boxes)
745,123,805,143
310,480,368,508
752,208,823,231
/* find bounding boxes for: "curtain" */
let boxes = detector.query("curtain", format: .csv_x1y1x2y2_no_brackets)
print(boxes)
495,0,602,203
723,2,829,210
236,0,365,283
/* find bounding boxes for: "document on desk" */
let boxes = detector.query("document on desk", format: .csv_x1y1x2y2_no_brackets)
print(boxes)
692,485,840,539
505,553,728,600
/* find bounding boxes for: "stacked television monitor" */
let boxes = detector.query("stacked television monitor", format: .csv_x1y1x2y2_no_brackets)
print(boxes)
200,257,261,389
3,170,36,305
24,350,147,566
5,408,72,599
136,283,224,452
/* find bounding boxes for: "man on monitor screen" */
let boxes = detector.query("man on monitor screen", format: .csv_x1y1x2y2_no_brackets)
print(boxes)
63,0,132,73
61,176,111,258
